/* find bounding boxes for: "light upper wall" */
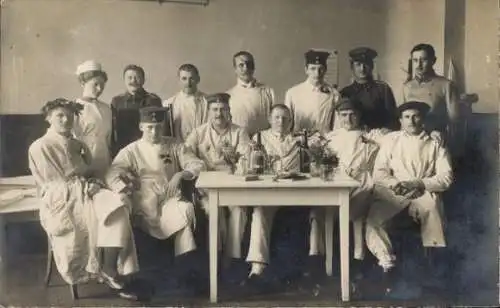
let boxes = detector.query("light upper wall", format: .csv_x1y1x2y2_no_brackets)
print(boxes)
1,0,493,114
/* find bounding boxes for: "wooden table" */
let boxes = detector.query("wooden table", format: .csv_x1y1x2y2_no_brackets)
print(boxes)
196,171,359,303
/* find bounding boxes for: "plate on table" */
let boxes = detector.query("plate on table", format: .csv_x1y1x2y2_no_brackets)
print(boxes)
273,172,309,181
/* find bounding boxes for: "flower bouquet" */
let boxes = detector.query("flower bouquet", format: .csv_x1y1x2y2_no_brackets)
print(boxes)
308,134,339,179
217,139,242,174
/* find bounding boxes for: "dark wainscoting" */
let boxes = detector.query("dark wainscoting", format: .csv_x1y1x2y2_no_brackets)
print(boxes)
0,114,47,177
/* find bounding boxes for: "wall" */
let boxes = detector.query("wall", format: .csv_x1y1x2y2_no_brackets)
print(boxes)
0,0,450,114
464,0,498,113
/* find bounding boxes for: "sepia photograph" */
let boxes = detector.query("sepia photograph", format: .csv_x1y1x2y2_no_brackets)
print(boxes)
0,0,498,306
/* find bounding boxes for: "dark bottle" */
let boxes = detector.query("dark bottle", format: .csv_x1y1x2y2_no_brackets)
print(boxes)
299,129,311,173
250,132,265,174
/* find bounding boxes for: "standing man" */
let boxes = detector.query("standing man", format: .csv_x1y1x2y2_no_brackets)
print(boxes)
163,64,208,142
402,43,460,146
340,47,398,130
185,93,250,270
111,64,163,155
365,101,453,294
285,50,340,134
226,51,275,137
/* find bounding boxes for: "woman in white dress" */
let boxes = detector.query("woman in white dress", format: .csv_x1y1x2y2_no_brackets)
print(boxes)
73,60,114,179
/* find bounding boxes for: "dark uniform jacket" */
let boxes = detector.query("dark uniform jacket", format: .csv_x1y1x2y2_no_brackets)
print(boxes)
340,79,398,130
110,88,162,156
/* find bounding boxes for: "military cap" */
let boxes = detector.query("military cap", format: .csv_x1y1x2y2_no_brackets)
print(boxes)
349,47,378,63
206,93,231,105
397,101,431,116
335,97,363,112
139,107,166,123
305,50,330,66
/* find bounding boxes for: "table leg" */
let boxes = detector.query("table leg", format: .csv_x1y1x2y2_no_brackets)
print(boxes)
0,215,6,296
339,192,350,301
325,208,334,276
209,190,219,303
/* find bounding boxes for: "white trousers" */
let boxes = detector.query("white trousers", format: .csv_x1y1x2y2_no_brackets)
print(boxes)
246,207,278,264
365,185,446,269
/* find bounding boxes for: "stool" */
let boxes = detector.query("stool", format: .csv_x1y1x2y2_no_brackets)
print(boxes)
44,240,79,300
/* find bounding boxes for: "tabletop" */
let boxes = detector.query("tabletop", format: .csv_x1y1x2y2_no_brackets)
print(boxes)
196,171,360,189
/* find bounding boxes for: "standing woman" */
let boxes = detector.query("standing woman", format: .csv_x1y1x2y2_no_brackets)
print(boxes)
74,60,113,179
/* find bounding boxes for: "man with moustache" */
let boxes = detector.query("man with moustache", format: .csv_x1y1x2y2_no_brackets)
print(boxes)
111,64,163,155
285,50,340,134
340,47,398,130
226,51,275,137
365,101,453,295
164,64,208,142
402,44,460,146
185,93,251,276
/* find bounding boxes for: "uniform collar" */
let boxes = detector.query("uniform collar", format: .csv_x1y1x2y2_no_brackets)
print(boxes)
125,87,147,98
353,78,374,90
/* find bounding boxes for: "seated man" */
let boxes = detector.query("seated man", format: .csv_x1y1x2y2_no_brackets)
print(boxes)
28,98,139,300
365,101,453,293
184,93,251,269
106,107,205,289
308,98,388,284
245,104,300,282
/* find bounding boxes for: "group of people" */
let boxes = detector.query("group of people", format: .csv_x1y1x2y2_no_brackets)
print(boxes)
27,42,462,301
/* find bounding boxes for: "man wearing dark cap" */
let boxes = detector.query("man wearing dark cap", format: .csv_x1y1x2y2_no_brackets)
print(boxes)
402,43,460,145
308,97,389,285
106,106,206,292
226,51,275,137
111,65,163,155
365,101,453,294
340,47,398,130
185,93,250,268
285,50,340,134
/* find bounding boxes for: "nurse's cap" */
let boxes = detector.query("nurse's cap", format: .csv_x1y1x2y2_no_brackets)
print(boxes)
75,60,104,75
305,50,330,66
206,93,231,105
397,101,431,116
139,107,167,123
349,47,378,63
335,97,363,113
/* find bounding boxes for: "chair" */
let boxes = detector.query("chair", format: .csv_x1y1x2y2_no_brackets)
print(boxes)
44,240,79,300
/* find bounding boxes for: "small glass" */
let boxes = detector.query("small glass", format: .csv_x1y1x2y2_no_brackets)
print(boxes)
320,163,335,181
270,155,283,175
310,160,321,177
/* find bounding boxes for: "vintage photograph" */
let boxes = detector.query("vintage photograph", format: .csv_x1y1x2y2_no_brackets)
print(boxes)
0,0,498,306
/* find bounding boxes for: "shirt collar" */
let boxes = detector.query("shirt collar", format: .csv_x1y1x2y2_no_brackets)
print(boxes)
237,78,257,88
413,70,437,84
210,122,230,136
304,80,328,92
179,90,200,99
269,129,292,142
402,129,429,140
46,128,73,141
